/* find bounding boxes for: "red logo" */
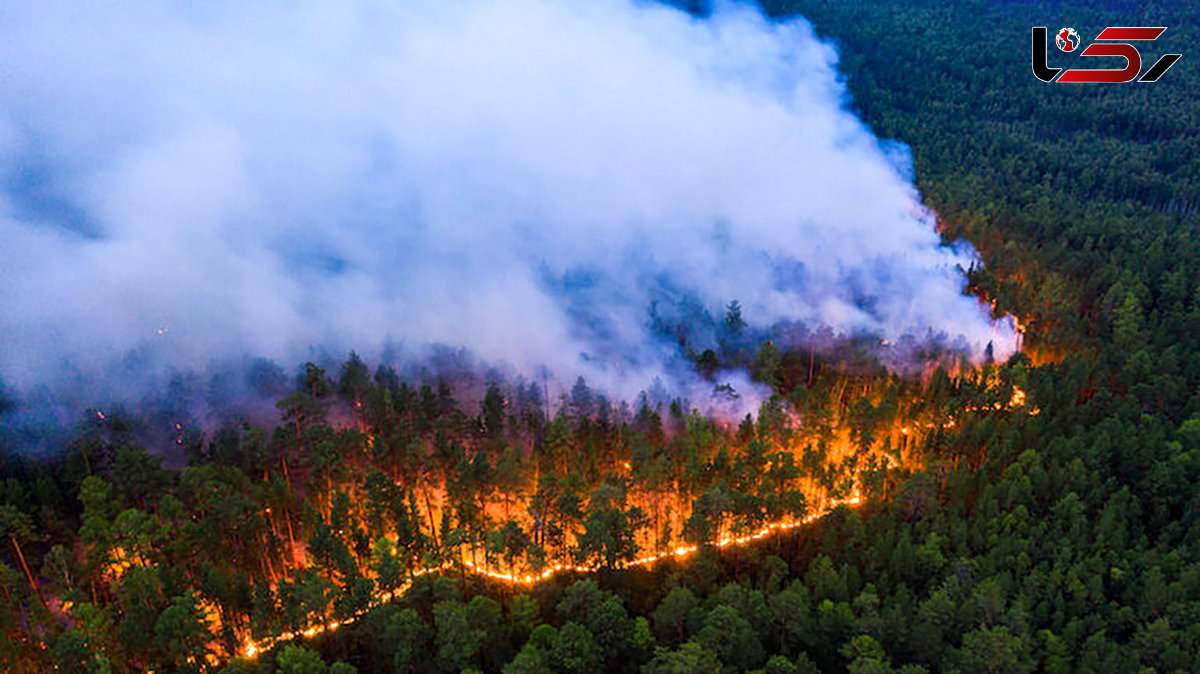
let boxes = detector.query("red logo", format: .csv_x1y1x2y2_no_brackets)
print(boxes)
1032,26,1182,83
1056,28,1080,52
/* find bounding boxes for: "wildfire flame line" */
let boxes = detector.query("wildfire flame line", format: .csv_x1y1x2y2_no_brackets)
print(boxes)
239,387,1033,659
239,491,862,659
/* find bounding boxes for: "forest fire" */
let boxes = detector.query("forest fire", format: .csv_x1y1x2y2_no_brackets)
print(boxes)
0,0,1192,670
0,349,1042,671
238,491,866,660
234,364,1032,657
229,374,1036,662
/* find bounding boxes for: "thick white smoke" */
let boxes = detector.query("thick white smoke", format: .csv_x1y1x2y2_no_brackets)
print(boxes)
0,0,1015,424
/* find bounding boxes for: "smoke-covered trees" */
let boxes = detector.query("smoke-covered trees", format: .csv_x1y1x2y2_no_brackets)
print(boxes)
2,336,962,670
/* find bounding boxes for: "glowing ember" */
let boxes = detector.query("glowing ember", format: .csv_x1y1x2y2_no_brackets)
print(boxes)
1009,387,1026,407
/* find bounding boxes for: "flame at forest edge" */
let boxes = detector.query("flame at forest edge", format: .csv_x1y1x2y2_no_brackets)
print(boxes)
239,491,864,660
236,381,1033,662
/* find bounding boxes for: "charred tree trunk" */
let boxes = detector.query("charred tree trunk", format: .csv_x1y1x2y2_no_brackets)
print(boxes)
10,535,47,609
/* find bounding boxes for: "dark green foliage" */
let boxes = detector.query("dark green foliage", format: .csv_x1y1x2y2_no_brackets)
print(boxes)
643,641,722,673
650,586,700,647
694,603,765,672
276,645,328,674
549,622,603,674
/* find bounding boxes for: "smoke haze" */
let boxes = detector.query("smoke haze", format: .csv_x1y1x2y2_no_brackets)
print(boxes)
0,0,1016,439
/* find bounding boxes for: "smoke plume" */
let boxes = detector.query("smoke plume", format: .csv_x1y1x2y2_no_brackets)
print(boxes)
0,0,1015,441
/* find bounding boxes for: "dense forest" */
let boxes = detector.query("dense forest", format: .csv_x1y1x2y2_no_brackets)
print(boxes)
3,0,1199,672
